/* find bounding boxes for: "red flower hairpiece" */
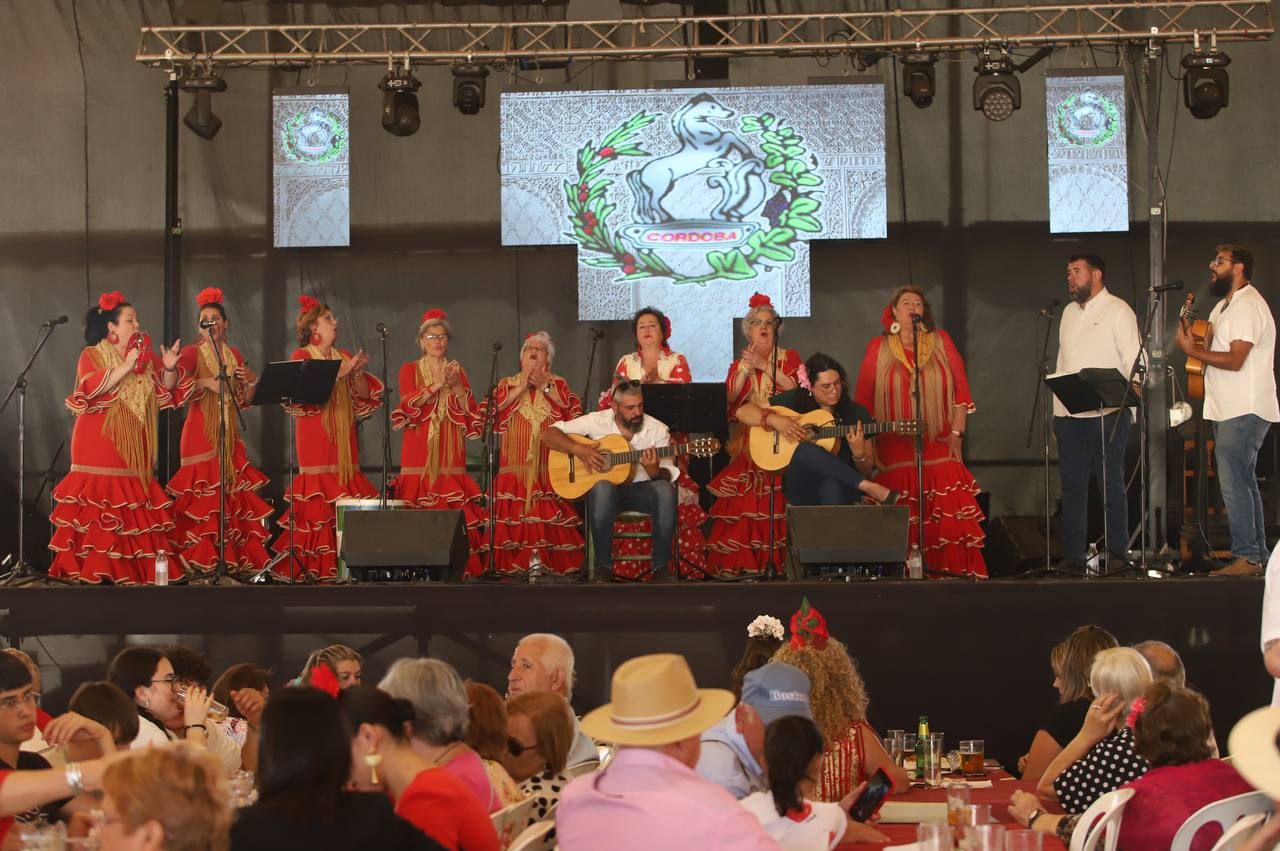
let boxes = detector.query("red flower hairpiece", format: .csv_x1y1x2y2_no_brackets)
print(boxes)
1125,697,1147,729
661,315,672,340
308,663,341,699
748,292,772,309
298,294,321,316
98,291,126,312
196,287,224,307
789,598,830,651
880,306,895,332
421,308,448,324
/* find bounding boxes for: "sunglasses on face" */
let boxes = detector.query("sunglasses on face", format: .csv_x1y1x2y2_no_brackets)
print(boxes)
507,736,540,758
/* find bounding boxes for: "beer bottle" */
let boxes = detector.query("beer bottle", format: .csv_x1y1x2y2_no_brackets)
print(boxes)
915,715,929,780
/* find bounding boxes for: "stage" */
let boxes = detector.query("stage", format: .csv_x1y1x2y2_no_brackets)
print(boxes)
0,574,1265,771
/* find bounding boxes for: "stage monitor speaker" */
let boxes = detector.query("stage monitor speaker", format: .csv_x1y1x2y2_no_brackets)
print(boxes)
786,505,910,578
342,509,467,583
986,514,1062,577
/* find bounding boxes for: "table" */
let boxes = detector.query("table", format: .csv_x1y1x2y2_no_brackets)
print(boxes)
837,772,1066,850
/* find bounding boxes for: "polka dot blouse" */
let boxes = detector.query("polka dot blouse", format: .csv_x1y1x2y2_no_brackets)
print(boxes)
1053,727,1151,814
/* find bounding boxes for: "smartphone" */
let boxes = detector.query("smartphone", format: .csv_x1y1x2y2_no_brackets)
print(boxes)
848,767,893,822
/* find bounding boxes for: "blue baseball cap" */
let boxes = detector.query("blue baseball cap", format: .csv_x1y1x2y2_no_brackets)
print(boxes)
741,662,812,725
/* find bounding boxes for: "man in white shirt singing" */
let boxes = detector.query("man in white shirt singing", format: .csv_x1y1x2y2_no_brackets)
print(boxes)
1176,244,1280,575
541,379,678,580
1054,254,1143,570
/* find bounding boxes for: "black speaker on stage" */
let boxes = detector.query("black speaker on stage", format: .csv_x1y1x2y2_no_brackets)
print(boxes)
986,514,1062,577
786,505,910,578
342,510,467,583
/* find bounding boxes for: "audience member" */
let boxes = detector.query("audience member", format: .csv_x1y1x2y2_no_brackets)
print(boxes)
502,691,574,824
555,653,783,851
99,744,231,851
1228,702,1280,851
730,616,786,701
508,633,597,767
1134,640,1187,689
68,682,139,750
0,745,119,844
698,661,812,799
1037,647,1153,813
341,685,499,851
107,648,211,750
298,644,363,690
2,650,50,734
740,716,889,849
463,681,523,807
381,658,501,813
1017,624,1119,781
230,686,444,851
210,663,271,759
162,646,243,774
772,601,909,799
1263,541,1280,705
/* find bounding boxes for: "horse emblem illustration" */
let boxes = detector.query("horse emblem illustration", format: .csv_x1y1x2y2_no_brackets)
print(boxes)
564,95,825,286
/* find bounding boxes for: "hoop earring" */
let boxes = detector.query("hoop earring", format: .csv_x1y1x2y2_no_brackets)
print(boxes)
310,332,321,346
364,752,383,786
108,331,119,345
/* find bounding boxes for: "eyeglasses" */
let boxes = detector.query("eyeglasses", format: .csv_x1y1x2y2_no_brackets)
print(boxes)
151,675,177,688
507,737,540,758
748,319,777,328
422,334,449,342
0,691,40,712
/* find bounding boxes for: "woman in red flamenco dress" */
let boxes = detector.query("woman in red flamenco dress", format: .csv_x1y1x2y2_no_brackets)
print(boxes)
853,286,987,577
705,293,801,579
271,295,384,581
165,287,272,576
49,291,184,584
484,331,584,576
391,308,487,577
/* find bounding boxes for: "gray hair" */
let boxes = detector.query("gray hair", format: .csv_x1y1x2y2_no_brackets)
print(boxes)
519,633,576,701
740,305,782,341
1133,640,1186,690
1090,647,1153,715
521,331,556,364
418,316,452,339
379,658,469,746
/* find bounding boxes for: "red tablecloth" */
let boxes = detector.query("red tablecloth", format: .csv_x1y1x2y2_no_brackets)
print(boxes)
837,772,1066,850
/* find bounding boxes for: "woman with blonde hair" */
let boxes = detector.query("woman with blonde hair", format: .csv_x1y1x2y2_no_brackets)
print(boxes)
99,745,231,851
772,601,909,801
298,644,362,690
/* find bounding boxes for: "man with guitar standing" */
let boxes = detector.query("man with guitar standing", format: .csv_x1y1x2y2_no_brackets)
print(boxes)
1175,244,1279,576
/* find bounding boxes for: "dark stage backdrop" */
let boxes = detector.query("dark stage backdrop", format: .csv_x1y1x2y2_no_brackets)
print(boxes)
1,1,1278,565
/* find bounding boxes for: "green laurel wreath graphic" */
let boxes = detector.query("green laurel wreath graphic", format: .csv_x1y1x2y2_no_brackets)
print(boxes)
1055,92,1120,148
564,111,824,286
281,109,348,164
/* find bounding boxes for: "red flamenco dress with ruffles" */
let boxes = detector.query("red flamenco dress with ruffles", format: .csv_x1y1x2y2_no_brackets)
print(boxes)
486,375,584,575
165,341,272,574
391,358,487,577
705,348,801,578
49,343,182,584
854,330,987,577
271,347,384,581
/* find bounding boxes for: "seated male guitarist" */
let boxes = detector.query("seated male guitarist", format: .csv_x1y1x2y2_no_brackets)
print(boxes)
541,379,678,580
737,352,897,506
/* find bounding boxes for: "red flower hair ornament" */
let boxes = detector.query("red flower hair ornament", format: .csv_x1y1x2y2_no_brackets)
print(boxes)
196,287,224,307
298,294,321,316
881,306,896,333
789,598,830,651
1125,697,1147,729
421,308,448,324
98,291,126,312
661,315,672,340
748,292,773,310
308,663,341,699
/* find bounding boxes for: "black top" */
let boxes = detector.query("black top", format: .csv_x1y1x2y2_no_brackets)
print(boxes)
1052,727,1150,814
231,791,447,851
1041,697,1091,748
769,387,875,464
0,751,70,824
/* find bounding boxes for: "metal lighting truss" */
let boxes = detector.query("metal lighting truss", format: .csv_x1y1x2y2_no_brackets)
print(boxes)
137,2,1271,68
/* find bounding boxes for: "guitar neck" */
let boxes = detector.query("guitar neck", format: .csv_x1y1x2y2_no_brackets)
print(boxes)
603,443,682,467
808,421,908,440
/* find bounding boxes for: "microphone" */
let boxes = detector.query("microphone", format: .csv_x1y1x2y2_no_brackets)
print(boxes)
199,317,218,329
1152,280,1184,293
42,315,68,328
1038,298,1062,317
376,322,389,338
910,314,923,325
491,342,502,352
589,327,604,341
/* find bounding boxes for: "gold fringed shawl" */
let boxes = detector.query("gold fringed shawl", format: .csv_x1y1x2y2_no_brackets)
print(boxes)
197,342,241,486
94,341,159,483
874,332,956,440
416,357,460,484
308,346,356,485
514,376,554,510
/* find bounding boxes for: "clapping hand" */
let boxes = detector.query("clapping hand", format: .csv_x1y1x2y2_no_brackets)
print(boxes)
161,339,181,371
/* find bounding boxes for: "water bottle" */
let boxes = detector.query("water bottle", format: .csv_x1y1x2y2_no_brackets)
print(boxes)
1085,542,1101,577
155,551,169,586
915,715,930,779
528,550,544,584
907,544,923,580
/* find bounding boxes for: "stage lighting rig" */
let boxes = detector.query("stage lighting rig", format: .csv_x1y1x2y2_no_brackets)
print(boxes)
452,65,490,115
379,60,422,137
901,52,938,108
1182,35,1231,119
179,71,227,140
972,50,1020,121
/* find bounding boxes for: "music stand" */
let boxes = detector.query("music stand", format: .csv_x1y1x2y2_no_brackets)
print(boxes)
254,359,340,583
1046,368,1136,573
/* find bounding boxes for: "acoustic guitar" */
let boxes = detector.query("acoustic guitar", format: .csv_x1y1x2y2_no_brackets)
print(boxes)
748,406,923,471
548,433,721,500
1179,293,1209,401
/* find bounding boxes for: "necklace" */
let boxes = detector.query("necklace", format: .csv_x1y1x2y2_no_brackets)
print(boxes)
433,741,463,766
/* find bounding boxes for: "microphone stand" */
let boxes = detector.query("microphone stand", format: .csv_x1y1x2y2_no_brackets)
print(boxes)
763,343,781,581
377,325,392,509
581,329,602,406
911,318,928,577
474,343,504,582
210,332,231,582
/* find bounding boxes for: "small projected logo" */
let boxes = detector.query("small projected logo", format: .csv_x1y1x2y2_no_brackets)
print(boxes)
565,94,823,286
281,108,348,164
1055,91,1120,148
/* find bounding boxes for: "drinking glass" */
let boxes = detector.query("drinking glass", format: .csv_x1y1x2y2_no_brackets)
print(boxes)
1004,829,1044,851
963,824,1005,851
924,736,944,786
945,781,972,827
228,769,258,807
948,748,963,774
960,739,986,775
175,686,230,724
884,729,906,765
917,821,953,851
957,803,992,829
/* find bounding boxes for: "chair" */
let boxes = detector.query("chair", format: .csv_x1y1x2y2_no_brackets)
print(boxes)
1069,788,1135,851
1209,812,1270,851
1172,791,1274,851
586,509,654,581
509,820,557,851
491,797,538,851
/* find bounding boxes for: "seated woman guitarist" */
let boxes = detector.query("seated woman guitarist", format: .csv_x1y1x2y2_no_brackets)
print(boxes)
540,380,680,581
736,353,899,507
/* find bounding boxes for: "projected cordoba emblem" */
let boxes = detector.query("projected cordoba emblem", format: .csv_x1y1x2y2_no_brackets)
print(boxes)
564,94,823,286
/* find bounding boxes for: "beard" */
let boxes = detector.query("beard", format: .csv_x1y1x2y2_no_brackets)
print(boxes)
1210,271,1232,298
622,413,644,431
1069,285,1091,304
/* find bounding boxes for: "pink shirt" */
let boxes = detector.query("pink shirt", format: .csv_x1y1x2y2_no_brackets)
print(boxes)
556,747,783,851
445,749,502,814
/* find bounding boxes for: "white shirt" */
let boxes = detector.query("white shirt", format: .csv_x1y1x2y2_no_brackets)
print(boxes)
1204,284,1280,423
740,792,847,851
1053,288,1144,418
1261,542,1280,706
130,715,172,749
552,410,680,484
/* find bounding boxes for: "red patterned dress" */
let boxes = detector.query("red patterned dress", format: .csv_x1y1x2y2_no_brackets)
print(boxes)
166,341,271,574
391,358,486,577
853,330,987,577
705,348,801,577
486,375,583,575
816,722,868,803
270,346,384,580
49,342,182,584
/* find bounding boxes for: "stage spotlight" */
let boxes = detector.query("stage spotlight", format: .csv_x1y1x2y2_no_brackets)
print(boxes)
180,73,227,140
379,68,422,137
901,53,938,109
1182,49,1231,119
452,65,490,115
972,52,1021,121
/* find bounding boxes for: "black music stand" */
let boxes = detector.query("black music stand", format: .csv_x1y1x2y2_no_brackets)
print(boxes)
255,359,340,583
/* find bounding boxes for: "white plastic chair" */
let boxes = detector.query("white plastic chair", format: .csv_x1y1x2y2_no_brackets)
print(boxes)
491,797,538,850
509,820,556,851
1069,788,1136,851
1172,791,1274,851
1209,812,1270,851
563,760,599,780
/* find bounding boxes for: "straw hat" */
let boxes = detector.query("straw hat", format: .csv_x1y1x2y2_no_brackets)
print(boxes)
581,654,734,747
1228,705,1280,797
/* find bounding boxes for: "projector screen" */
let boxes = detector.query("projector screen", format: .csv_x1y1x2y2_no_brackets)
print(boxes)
272,89,351,248
1046,70,1128,234
500,83,887,380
